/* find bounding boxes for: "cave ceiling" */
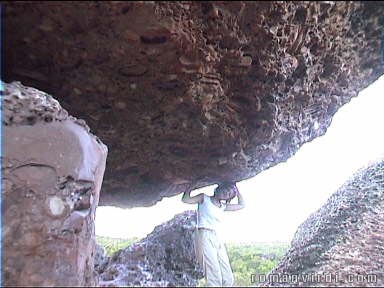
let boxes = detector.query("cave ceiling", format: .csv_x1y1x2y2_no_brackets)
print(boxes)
4,1,384,207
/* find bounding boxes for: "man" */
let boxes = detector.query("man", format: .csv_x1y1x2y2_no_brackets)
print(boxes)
182,182,245,287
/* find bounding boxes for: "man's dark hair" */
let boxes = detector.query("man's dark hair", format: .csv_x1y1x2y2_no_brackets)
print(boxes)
214,182,237,204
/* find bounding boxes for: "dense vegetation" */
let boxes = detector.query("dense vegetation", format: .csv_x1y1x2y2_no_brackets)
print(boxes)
96,236,288,286
96,235,139,256
225,242,288,286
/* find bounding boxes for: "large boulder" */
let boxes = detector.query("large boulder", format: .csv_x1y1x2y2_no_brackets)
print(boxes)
4,2,384,207
2,82,108,286
261,159,384,287
97,210,204,287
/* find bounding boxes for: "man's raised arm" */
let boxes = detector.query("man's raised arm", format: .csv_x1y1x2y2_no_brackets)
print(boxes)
182,183,204,204
225,186,245,211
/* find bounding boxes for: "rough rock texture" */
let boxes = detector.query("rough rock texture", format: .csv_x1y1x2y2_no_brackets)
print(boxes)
261,159,384,287
95,243,109,275
2,82,108,286
97,210,203,287
4,2,384,207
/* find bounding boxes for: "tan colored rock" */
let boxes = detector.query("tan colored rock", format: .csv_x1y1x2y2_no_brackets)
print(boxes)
2,82,108,286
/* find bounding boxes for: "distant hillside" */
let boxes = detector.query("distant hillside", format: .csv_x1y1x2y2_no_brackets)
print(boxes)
225,242,289,286
96,235,139,256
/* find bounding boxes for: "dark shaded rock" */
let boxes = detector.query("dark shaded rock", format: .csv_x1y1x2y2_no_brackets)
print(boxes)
3,2,384,207
95,243,109,275
2,82,108,286
97,210,203,287
261,159,384,287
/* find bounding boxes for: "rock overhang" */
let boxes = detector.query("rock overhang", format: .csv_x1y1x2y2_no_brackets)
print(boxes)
3,1,384,207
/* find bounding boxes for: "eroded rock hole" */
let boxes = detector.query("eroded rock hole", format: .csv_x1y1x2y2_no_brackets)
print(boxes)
140,35,168,45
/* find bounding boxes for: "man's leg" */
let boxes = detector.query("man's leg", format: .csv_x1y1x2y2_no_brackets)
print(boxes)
217,240,234,287
194,228,204,267
198,229,223,286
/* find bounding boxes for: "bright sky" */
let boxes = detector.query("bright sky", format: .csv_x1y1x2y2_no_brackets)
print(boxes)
95,75,384,244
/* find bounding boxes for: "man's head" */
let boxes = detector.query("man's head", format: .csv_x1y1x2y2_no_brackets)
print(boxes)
214,182,237,202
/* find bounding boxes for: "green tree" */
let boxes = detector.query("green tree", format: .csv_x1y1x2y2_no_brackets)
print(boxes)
96,235,139,256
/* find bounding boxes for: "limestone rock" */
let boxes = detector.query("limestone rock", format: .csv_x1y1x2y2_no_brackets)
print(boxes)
261,159,384,287
3,2,384,207
2,82,108,286
97,210,204,287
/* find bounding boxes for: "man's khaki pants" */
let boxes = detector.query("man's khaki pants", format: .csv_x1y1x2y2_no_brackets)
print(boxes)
194,228,234,287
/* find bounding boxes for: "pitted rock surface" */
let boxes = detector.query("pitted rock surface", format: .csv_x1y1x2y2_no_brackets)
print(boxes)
2,81,108,286
261,159,384,287
4,2,384,207
95,243,109,275
3,82,68,126
97,210,203,287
